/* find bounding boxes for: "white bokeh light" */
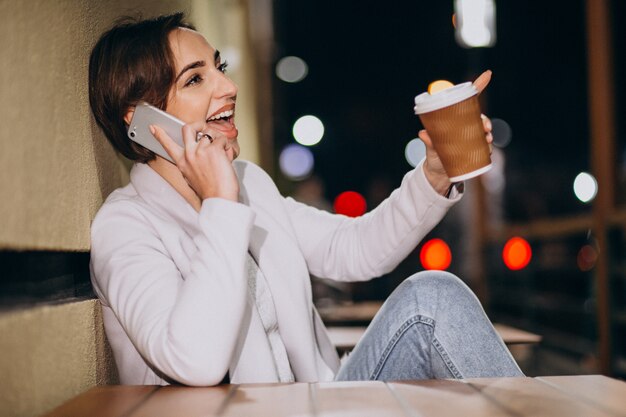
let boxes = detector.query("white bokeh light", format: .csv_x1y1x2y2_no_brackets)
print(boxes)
292,115,324,146
454,0,496,48
405,138,426,167
573,172,598,203
461,26,491,47
279,144,314,180
276,56,308,83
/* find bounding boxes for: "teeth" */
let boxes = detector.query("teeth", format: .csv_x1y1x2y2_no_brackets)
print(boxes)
207,109,234,121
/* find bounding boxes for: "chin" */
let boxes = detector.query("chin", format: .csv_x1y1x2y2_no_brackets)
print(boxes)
229,142,241,160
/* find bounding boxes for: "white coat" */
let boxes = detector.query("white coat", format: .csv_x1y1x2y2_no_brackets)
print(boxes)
89,160,460,386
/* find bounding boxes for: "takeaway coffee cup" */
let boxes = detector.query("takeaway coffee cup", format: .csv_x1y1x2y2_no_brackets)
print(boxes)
414,82,491,182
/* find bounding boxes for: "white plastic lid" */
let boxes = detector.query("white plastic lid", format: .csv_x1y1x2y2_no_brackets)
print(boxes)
414,82,478,114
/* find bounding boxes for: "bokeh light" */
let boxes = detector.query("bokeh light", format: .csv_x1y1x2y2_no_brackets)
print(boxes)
577,244,598,271
333,191,367,217
428,80,454,94
503,237,532,270
279,144,314,180
405,138,426,167
573,172,598,203
293,115,325,146
491,118,512,148
276,56,308,83
455,0,496,48
420,239,452,271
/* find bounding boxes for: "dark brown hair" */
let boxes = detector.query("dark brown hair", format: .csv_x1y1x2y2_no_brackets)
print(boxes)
89,13,195,162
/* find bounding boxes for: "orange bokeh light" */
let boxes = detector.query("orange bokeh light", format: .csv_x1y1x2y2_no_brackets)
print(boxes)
420,239,452,271
428,80,455,94
333,191,367,217
503,237,532,270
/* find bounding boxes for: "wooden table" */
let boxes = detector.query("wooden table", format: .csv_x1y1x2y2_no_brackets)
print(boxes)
327,324,541,354
319,302,542,347
318,301,385,324
492,323,542,345
43,375,626,417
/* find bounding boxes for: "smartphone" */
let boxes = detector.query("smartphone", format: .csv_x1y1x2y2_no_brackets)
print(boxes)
127,102,184,163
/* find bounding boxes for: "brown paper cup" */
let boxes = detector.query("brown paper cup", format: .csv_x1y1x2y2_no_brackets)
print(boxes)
414,83,491,182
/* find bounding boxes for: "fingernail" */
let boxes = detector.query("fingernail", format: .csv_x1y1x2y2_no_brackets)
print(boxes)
149,125,156,135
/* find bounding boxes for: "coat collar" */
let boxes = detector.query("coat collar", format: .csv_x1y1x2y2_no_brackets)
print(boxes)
129,162,200,237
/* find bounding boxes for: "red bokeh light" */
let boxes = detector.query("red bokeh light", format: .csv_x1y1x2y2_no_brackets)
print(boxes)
503,237,532,270
333,191,367,217
420,238,452,271
577,245,598,271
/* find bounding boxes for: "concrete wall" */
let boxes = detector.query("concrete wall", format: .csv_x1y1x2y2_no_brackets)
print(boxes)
0,300,117,417
0,1,262,416
0,0,260,250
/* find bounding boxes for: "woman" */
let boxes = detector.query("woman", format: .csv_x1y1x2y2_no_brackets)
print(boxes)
88,13,522,386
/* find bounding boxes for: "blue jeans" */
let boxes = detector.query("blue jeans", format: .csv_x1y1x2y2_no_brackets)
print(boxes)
335,271,523,380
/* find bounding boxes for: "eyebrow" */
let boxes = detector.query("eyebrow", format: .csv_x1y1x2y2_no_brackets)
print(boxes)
174,50,221,82
175,60,205,82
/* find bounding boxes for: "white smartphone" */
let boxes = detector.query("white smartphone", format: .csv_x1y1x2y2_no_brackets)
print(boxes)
127,102,185,163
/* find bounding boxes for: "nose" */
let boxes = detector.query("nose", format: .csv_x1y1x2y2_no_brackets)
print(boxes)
216,73,238,100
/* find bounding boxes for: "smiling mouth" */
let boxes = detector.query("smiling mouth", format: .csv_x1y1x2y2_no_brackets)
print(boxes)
206,107,237,137
206,109,234,127
207,109,234,122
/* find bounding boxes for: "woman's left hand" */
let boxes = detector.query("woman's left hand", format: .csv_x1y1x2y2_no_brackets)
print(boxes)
419,70,494,195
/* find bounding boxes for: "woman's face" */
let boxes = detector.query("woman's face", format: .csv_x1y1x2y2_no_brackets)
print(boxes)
166,28,239,157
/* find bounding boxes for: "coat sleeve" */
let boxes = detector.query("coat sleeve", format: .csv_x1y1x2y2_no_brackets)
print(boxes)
90,197,254,386
283,160,462,281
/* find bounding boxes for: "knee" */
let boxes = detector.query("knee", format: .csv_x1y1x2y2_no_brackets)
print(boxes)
401,270,477,302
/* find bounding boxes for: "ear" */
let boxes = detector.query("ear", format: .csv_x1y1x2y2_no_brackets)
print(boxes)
123,107,135,125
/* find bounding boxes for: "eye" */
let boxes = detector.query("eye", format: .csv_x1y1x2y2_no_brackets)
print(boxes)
184,74,202,87
217,60,228,73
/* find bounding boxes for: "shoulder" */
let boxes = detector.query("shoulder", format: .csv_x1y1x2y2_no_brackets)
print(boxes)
233,160,281,196
93,183,143,222
91,183,156,245
233,160,274,184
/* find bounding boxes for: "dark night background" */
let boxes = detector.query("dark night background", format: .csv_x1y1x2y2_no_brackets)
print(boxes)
271,1,626,375
272,0,625,221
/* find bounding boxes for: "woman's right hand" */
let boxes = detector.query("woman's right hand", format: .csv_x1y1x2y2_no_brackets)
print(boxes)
150,121,240,202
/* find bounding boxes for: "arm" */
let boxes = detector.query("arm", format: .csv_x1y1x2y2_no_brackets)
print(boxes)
91,198,254,386
290,72,493,280
284,160,461,282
